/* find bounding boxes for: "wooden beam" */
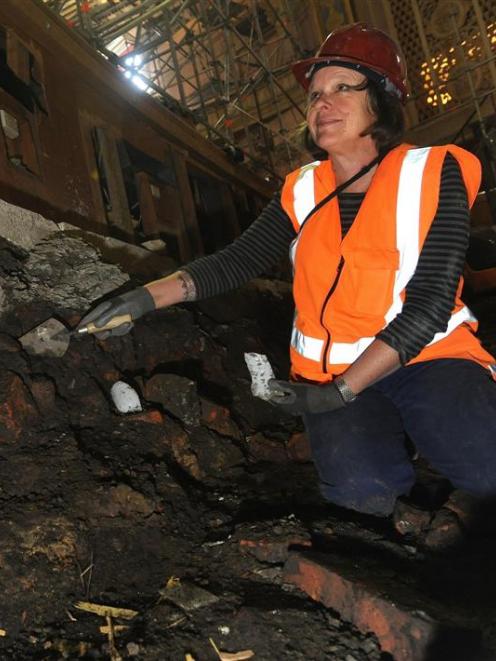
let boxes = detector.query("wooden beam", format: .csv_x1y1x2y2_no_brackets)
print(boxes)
3,0,274,199
172,149,204,261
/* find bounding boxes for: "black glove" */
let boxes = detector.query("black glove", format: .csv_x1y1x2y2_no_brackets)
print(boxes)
77,287,156,339
267,379,347,415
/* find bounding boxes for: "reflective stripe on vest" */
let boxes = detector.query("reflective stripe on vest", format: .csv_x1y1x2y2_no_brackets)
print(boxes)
289,162,320,266
291,327,323,362
290,148,474,366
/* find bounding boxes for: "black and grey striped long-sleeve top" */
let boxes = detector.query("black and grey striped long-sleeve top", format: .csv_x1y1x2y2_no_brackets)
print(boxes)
184,153,470,364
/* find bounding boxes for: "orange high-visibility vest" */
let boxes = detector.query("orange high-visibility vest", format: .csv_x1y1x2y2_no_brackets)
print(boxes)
281,143,496,383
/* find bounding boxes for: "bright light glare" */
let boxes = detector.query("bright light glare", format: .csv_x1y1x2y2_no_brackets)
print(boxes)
123,53,149,91
132,75,148,91
125,54,143,67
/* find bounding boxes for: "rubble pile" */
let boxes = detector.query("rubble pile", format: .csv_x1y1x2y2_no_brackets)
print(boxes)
0,217,495,660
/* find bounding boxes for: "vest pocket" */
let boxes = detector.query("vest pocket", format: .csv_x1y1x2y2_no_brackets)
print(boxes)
339,248,400,317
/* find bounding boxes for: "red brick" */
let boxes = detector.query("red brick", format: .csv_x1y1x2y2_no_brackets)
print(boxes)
163,429,203,480
283,551,478,661
200,398,240,439
129,409,164,425
246,432,288,463
287,431,312,463
101,369,122,383
30,377,57,414
0,371,38,441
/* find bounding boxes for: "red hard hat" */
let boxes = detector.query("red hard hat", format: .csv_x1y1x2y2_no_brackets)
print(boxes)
292,22,407,103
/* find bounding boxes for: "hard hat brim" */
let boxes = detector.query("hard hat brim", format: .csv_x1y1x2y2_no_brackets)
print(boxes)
292,55,406,102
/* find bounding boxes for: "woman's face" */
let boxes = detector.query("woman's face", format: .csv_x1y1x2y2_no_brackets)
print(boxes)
306,66,377,155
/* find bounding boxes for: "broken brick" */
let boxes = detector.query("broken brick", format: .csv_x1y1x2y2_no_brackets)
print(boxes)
30,376,57,414
246,432,288,464
0,371,38,441
161,426,203,480
283,551,480,661
200,398,240,439
129,409,164,425
287,431,312,463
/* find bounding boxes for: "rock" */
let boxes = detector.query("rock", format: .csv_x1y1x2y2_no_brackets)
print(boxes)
126,642,141,656
18,318,69,358
188,427,245,481
110,381,143,414
393,500,432,538
422,508,465,552
0,333,21,352
443,490,482,529
0,199,59,250
78,483,156,520
159,581,219,612
2,234,128,314
143,373,200,426
239,536,311,563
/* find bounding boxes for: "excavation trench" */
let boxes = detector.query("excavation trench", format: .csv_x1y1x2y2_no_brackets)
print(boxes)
1,229,496,660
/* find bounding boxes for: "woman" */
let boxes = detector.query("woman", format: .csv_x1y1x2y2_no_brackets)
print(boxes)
79,23,496,520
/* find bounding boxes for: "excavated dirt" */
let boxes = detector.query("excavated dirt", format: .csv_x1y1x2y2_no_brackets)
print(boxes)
1,233,496,660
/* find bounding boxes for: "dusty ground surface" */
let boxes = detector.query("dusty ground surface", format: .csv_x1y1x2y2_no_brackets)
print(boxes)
1,233,496,660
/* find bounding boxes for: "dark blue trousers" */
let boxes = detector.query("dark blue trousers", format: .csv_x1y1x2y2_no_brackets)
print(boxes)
305,359,496,516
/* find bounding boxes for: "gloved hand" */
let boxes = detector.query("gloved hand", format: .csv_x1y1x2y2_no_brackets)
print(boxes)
77,287,156,339
267,379,347,415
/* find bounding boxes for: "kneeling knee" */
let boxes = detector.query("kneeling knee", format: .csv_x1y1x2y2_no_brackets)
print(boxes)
319,478,403,517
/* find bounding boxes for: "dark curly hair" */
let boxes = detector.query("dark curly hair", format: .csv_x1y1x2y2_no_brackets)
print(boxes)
303,79,405,160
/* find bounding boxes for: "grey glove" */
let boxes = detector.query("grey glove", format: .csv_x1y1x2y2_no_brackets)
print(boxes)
77,287,156,339
267,379,348,415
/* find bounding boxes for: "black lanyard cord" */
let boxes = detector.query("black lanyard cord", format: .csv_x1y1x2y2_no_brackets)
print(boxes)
298,154,381,234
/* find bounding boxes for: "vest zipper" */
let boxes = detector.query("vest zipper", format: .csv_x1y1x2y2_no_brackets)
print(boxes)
319,256,345,374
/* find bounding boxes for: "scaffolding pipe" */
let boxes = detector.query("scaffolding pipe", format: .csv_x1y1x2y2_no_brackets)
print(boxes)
162,21,187,107
118,11,201,63
93,0,159,38
265,0,305,58
197,0,226,104
253,0,293,167
99,0,174,43
205,0,304,118
91,0,139,22
188,30,211,133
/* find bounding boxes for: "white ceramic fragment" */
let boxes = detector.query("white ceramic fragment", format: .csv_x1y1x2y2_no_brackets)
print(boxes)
244,352,276,401
110,381,142,413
